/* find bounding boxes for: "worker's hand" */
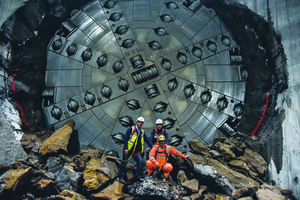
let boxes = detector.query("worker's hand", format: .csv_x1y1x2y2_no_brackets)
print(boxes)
146,147,151,152
184,155,190,159
124,149,128,156
155,161,159,168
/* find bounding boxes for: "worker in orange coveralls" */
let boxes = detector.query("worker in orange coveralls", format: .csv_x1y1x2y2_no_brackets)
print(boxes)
146,135,189,179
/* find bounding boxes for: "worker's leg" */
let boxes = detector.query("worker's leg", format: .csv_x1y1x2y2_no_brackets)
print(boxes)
133,154,143,179
162,163,173,178
146,160,156,174
119,152,129,180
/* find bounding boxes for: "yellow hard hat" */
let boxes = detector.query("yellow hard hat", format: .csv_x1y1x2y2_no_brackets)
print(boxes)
158,135,165,141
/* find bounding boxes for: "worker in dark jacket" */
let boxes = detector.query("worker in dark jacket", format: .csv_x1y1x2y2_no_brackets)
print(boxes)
149,119,169,145
119,117,153,183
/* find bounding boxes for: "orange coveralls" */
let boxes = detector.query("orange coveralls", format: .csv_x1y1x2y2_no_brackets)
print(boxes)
146,143,185,178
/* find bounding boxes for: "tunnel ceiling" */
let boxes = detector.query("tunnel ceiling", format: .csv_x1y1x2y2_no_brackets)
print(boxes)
42,0,248,153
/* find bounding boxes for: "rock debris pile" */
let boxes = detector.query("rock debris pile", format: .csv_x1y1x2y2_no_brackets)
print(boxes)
0,119,297,200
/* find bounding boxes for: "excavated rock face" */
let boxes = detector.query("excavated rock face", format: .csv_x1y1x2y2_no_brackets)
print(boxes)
0,127,298,200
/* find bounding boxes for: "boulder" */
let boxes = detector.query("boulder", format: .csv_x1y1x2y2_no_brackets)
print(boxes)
74,145,103,171
187,152,259,196
55,166,82,191
2,167,34,192
182,179,199,193
243,148,267,176
58,190,86,200
36,179,59,196
229,160,250,171
237,197,253,200
90,181,124,200
127,176,174,199
190,185,207,200
177,170,188,184
100,153,119,180
214,142,236,160
40,120,75,156
83,158,109,192
256,187,286,200
189,139,210,154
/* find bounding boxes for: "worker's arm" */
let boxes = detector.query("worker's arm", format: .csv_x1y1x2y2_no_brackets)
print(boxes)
164,129,170,145
169,146,189,159
144,133,154,148
149,146,159,168
123,127,133,155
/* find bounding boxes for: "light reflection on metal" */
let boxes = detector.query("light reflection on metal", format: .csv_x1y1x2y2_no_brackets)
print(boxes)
113,60,124,73
132,65,159,84
207,40,217,53
109,12,123,22
241,70,248,81
118,78,129,91
163,118,175,129
103,0,116,9
153,102,168,113
154,27,168,36
84,92,96,106
221,35,231,47
81,49,93,62
101,85,112,99
166,2,179,10
130,55,145,68
68,99,79,113
111,132,124,144
97,54,108,68
200,90,212,104
121,39,135,49
126,99,141,110
192,46,202,59
149,41,162,50
145,84,159,98
52,38,63,50
160,14,173,23
217,96,228,111
119,116,134,127
66,44,77,56
115,25,129,35
177,52,188,64
51,106,62,120
184,83,195,98
220,123,236,136
168,78,178,91
169,135,183,147
233,103,244,117
161,58,172,71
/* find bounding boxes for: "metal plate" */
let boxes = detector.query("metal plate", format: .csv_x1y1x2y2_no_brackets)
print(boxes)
43,0,247,153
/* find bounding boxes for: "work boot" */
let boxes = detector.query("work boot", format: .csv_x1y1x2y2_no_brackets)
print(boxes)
135,176,144,182
119,178,127,184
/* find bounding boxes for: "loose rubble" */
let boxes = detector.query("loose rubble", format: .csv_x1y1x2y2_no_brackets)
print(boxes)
0,121,297,200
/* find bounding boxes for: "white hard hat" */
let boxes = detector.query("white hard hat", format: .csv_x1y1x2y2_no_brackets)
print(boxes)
136,117,145,122
156,119,163,124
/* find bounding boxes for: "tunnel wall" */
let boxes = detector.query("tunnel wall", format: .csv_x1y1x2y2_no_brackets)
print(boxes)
235,0,300,197
0,0,300,198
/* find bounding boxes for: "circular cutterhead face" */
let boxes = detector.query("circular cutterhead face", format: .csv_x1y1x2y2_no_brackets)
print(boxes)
43,0,246,155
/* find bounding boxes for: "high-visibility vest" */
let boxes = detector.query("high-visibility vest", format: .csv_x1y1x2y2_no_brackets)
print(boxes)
153,145,171,163
127,126,145,153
